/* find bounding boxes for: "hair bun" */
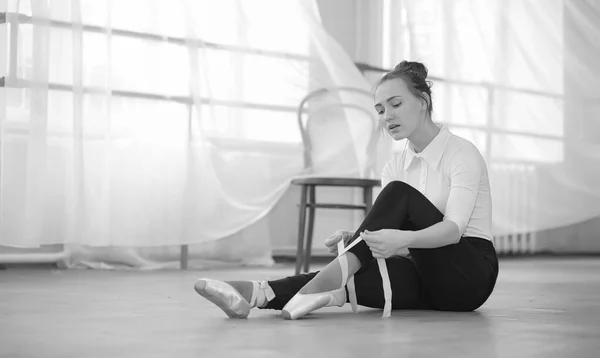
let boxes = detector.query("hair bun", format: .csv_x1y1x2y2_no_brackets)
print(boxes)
394,60,428,81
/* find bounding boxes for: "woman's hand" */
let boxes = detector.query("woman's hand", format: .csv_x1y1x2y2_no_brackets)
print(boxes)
360,229,413,259
324,230,354,255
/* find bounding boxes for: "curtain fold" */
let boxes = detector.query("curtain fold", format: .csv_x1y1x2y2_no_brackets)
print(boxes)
382,0,600,237
1,0,374,268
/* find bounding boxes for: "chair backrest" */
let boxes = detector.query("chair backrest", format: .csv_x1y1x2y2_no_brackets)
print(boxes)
297,87,380,178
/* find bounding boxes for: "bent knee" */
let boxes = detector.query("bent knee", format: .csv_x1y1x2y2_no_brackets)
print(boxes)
383,180,418,194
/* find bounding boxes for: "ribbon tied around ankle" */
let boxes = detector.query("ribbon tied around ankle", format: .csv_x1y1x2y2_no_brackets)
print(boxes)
337,238,392,318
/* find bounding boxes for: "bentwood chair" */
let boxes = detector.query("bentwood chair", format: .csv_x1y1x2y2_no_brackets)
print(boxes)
291,87,381,275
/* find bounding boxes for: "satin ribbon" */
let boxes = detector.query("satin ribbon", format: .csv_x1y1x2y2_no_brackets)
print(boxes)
250,280,276,308
250,281,258,307
337,237,392,318
376,257,392,318
337,241,358,313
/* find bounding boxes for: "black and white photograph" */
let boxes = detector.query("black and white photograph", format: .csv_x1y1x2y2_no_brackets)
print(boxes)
1,0,599,357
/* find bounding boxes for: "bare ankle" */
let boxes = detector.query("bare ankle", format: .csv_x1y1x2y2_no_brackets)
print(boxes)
345,252,361,276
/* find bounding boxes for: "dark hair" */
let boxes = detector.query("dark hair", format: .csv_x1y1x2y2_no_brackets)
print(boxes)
376,60,433,117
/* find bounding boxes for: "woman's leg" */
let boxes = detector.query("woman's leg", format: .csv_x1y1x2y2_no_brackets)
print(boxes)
286,180,442,297
346,180,444,271
263,180,441,310
347,180,498,311
352,255,432,310
198,180,495,316
409,237,498,311
262,255,431,311
261,272,318,310
271,180,441,301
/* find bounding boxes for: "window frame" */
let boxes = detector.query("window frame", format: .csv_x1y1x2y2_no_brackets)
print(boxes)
1,11,310,148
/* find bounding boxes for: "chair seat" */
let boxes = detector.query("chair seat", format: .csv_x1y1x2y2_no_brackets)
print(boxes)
291,177,381,187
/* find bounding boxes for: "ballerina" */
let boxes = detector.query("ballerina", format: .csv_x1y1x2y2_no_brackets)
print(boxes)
194,60,499,319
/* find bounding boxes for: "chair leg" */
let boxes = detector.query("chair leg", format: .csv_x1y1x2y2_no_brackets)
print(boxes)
295,185,308,275
303,185,316,273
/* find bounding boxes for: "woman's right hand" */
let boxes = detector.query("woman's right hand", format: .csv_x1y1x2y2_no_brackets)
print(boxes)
324,230,354,255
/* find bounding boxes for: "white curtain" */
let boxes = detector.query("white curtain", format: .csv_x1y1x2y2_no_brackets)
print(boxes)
381,0,600,241
0,0,373,268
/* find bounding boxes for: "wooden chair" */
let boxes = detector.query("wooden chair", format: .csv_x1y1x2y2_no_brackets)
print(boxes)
291,87,381,275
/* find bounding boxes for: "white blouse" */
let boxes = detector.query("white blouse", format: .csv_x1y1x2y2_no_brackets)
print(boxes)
381,125,493,242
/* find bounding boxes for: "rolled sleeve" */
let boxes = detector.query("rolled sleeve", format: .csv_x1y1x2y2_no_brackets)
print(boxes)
443,146,483,240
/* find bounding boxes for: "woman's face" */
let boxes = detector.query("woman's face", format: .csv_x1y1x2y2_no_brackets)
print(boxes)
374,78,426,141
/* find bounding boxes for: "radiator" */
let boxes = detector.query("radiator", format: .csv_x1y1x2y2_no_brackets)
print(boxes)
494,231,537,255
490,163,538,255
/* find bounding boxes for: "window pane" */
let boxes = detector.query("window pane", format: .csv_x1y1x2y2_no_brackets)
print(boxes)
498,0,563,93
242,55,309,106
435,83,488,126
241,108,301,143
196,48,237,102
109,96,188,145
82,34,189,96
494,91,563,138
243,0,309,55
48,0,71,22
183,0,239,45
193,105,300,143
5,88,29,125
194,49,309,105
491,134,563,163
47,90,73,135
80,94,188,144
48,27,73,85
80,0,190,40
10,0,32,15
16,24,33,80
78,0,108,27
11,0,311,147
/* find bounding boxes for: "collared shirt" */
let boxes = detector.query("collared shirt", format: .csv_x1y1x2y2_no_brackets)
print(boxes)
381,125,493,242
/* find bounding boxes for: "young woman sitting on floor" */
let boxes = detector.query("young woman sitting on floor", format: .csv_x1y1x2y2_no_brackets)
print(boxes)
194,60,499,320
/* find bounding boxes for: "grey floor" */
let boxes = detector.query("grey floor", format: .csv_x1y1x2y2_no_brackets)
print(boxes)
1,258,599,358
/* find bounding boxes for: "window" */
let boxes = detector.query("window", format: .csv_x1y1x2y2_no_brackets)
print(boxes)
3,0,310,145
380,0,565,164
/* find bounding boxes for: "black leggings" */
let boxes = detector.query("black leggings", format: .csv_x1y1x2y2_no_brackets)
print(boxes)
263,181,499,312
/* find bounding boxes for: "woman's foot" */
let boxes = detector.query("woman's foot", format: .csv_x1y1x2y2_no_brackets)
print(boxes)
194,280,253,301
194,279,270,318
281,252,361,320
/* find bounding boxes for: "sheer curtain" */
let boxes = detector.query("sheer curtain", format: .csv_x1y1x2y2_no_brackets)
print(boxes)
380,0,600,250
0,0,372,268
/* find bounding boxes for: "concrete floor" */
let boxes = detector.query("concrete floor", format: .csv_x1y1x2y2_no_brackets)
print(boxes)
1,258,599,358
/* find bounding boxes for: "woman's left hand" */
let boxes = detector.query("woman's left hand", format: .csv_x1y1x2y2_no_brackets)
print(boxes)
360,229,413,259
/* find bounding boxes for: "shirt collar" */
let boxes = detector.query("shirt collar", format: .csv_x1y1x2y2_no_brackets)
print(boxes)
403,125,452,171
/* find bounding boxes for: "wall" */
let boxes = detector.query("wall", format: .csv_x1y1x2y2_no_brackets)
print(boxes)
316,0,384,66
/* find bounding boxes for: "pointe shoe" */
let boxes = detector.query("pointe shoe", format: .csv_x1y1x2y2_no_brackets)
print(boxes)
282,239,359,320
281,287,346,320
194,278,253,318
